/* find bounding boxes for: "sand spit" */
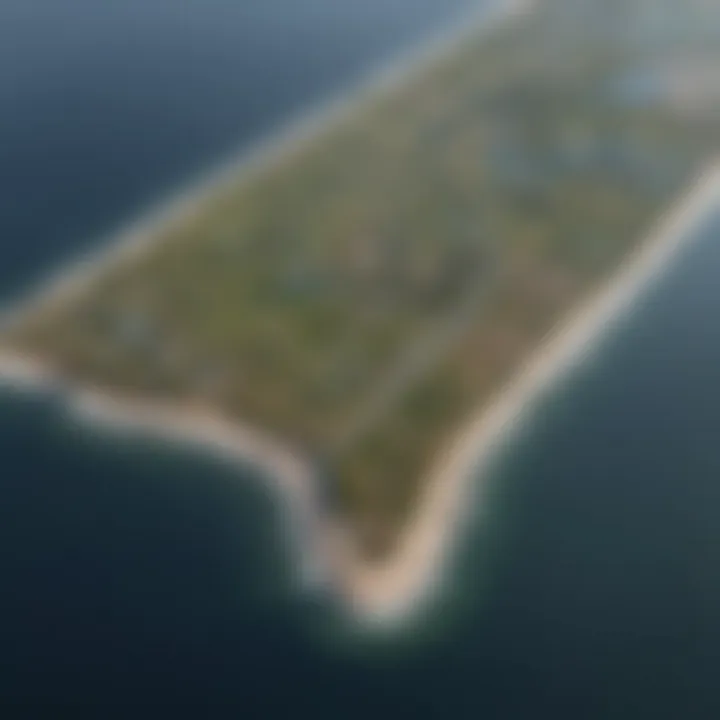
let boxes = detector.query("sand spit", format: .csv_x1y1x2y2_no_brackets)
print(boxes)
341,163,720,623
0,0,531,626
1,164,717,626
0,0,717,625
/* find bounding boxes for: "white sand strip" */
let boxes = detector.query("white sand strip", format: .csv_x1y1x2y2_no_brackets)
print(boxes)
0,0,532,621
0,0,528,334
0,354,337,595
0,165,717,626
1,0,716,625
342,162,720,624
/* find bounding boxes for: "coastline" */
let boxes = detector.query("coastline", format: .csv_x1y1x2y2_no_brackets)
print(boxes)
0,0,531,625
1,164,718,624
0,0,717,625
0,0,525,335
341,163,720,622
0,352,339,595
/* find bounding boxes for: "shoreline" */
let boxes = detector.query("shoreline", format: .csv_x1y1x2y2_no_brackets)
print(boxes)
0,0,717,624
341,163,720,622
0,354,340,596
1,164,718,624
0,0,525,335
0,0,531,626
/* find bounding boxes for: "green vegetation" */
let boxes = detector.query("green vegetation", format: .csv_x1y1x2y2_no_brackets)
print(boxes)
4,0,719,558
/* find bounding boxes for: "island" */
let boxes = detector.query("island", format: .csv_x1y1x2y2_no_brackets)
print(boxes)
1,0,719,620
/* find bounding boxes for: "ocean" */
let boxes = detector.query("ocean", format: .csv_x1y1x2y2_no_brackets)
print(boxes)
1,0,720,715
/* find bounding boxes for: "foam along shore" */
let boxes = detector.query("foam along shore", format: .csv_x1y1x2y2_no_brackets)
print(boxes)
0,164,718,626
0,0,528,337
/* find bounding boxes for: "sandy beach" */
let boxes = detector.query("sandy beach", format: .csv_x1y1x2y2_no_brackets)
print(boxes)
340,162,720,622
0,351,338,589
0,0,530,625
0,0,718,625
0,163,718,625
0,0,526,336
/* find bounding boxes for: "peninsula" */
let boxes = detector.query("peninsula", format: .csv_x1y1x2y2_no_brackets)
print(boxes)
1,0,719,619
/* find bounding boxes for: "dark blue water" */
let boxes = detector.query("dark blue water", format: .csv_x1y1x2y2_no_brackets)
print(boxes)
2,1,720,715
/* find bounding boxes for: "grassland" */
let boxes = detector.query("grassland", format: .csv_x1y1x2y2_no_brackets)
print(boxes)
3,0,719,560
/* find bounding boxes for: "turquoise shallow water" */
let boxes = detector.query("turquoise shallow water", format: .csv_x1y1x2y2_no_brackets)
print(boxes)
2,1,720,715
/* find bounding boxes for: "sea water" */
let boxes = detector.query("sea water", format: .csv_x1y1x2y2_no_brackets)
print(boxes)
2,1,720,715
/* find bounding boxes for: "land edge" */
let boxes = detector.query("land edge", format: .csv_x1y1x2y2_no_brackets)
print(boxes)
1,164,718,625
0,0,523,335
0,0,528,627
